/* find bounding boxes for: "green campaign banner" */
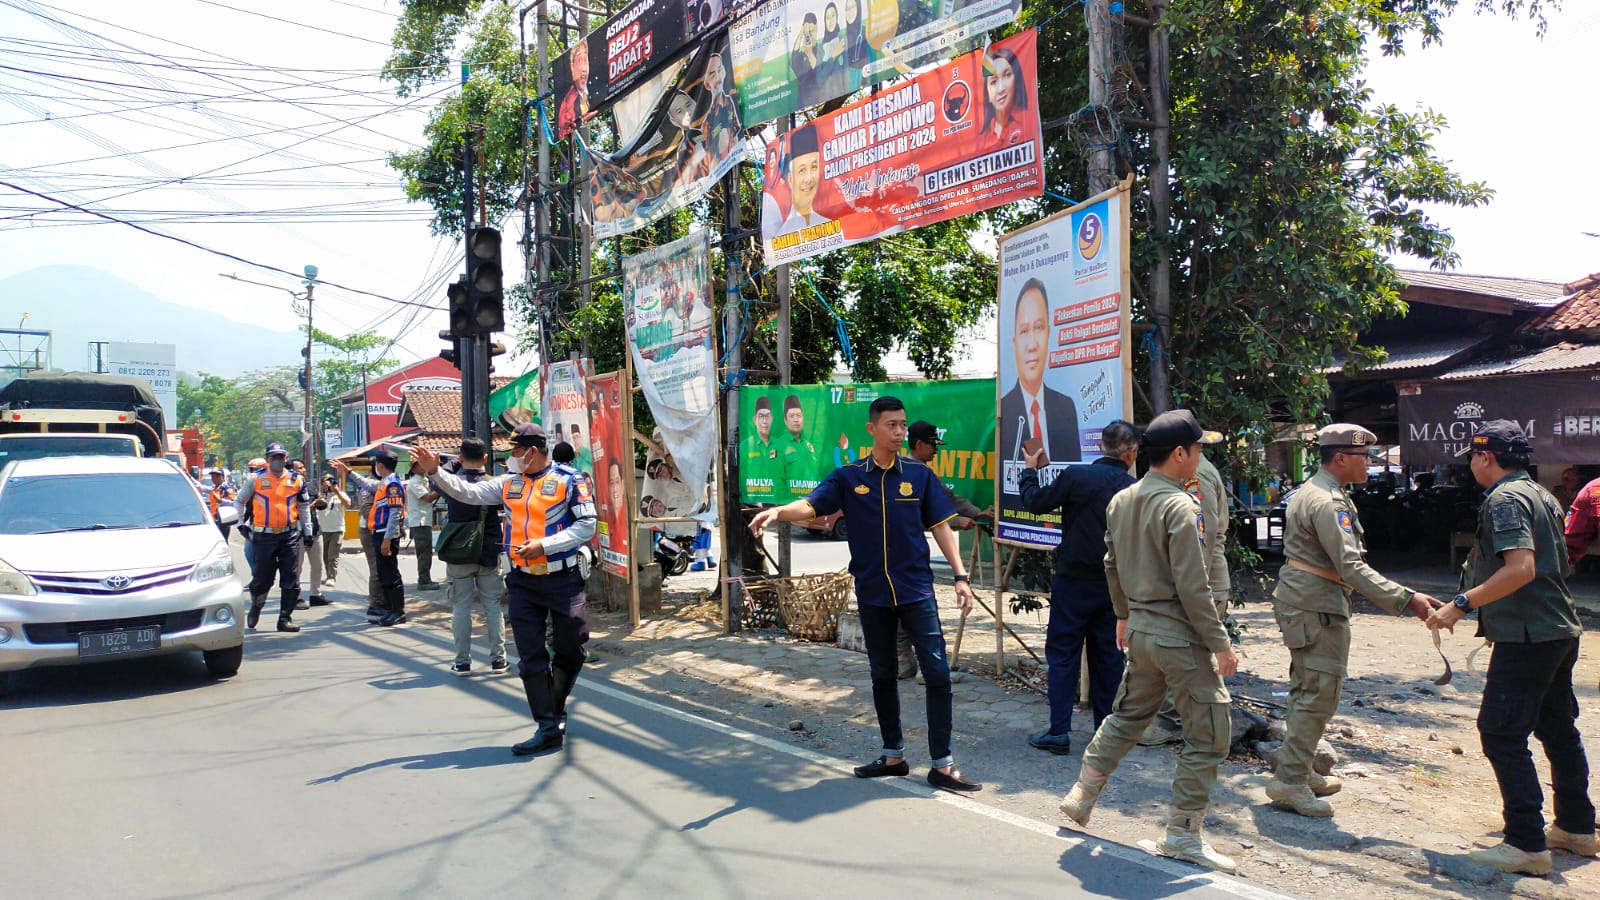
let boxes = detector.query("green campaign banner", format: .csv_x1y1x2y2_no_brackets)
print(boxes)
739,378,996,507
489,369,540,428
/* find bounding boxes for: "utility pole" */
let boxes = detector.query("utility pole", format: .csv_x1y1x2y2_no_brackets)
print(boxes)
1085,0,1117,193
776,264,792,579
533,0,553,372
1146,0,1174,414
721,170,745,633
301,266,318,471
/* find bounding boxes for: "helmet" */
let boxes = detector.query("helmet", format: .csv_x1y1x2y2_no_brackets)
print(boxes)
264,442,288,457
247,457,267,470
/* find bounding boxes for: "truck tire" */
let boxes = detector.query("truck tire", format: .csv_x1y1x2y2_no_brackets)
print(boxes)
204,645,243,678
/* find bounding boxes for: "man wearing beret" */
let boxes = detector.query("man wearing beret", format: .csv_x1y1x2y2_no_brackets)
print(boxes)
1058,410,1239,873
744,395,782,503
1428,420,1595,876
1266,423,1442,817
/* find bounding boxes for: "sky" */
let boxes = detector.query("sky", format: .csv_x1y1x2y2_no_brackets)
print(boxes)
1,1,1595,383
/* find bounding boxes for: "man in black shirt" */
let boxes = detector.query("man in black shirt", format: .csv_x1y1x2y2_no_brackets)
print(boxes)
436,438,508,677
1018,419,1140,755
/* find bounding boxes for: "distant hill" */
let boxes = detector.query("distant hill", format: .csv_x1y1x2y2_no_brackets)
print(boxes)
0,265,304,377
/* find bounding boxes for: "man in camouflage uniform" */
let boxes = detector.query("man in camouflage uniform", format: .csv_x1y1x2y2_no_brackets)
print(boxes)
1058,410,1240,874
1267,424,1441,816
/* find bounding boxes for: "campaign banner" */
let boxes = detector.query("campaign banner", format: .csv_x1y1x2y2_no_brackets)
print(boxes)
1398,374,1600,466
738,379,997,508
995,182,1134,549
553,0,756,138
488,368,540,429
586,371,633,576
540,359,593,475
624,231,717,507
583,37,745,240
759,28,1042,268
731,0,1021,124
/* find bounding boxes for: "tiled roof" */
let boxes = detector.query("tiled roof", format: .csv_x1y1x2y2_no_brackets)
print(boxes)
1437,342,1600,380
1527,273,1600,334
1326,334,1488,376
399,386,461,433
1398,269,1569,308
408,433,513,453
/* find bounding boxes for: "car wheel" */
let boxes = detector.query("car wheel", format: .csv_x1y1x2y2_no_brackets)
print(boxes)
204,645,243,678
830,519,848,541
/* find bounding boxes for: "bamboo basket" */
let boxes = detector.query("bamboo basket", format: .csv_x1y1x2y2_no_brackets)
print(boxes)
777,570,854,642
739,575,785,630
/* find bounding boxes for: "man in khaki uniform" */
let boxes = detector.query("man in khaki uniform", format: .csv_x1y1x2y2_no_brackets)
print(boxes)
1059,410,1240,874
1267,424,1440,816
1141,453,1232,746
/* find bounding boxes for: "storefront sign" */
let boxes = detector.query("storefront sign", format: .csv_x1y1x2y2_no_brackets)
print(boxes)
1398,373,1600,465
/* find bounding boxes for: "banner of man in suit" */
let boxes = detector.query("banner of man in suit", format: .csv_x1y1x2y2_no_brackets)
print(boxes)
995,183,1134,549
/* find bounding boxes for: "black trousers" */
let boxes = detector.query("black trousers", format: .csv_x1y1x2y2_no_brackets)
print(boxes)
1044,574,1125,736
506,568,588,677
247,530,301,597
368,531,405,614
1478,637,1596,852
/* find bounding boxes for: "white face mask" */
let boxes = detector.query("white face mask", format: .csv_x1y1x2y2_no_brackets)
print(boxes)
507,452,527,474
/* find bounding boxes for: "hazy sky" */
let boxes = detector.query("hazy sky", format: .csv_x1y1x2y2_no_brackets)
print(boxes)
1,1,1593,382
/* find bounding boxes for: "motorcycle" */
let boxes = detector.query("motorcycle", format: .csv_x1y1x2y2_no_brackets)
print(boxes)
652,532,693,578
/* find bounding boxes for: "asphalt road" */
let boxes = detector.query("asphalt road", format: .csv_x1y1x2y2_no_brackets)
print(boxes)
3,543,1288,900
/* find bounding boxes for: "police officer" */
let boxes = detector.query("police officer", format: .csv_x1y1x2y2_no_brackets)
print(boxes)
205,468,236,540
1427,421,1596,876
413,424,597,756
1058,410,1238,873
234,443,311,633
743,395,781,502
332,451,407,625
1266,424,1440,817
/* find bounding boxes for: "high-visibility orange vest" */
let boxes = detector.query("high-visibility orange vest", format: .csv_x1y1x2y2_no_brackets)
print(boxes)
501,465,592,568
251,472,303,529
207,485,235,519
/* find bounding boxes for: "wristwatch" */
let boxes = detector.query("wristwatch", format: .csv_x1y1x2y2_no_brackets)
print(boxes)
1452,593,1471,611
953,574,971,584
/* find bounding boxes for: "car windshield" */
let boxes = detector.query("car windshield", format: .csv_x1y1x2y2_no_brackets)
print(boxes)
0,436,139,468
0,471,206,535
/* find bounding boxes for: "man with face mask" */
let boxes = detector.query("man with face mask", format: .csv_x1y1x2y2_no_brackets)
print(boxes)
238,456,267,579
234,443,312,633
413,424,598,756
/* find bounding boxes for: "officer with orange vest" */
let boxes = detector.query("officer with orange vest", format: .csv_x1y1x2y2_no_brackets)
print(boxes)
413,424,597,756
205,468,237,540
329,450,408,625
234,443,311,632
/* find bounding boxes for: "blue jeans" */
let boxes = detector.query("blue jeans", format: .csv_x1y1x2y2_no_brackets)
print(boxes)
858,597,954,768
1044,575,1125,736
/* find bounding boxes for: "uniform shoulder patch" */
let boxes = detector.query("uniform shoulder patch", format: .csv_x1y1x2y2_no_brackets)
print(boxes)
1491,499,1522,533
540,478,560,496
1336,509,1353,534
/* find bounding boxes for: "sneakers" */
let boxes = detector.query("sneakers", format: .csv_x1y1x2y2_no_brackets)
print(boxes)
1265,778,1334,817
1059,767,1108,826
1137,721,1183,747
1307,771,1343,797
450,662,471,677
1546,825,1599,858
1467,842,1553,876
365,604,386,619
378,613,407,626
490,658,510,675
1156,807,1237,874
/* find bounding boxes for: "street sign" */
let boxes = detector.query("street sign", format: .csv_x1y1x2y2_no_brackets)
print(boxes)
324,429,342,450
262,411,300,430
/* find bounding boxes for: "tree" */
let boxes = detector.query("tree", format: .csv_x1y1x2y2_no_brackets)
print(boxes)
186,368,302,469
176,372,231,428
307,327,399,434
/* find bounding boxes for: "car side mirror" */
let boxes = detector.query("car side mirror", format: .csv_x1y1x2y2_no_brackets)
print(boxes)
217,506,240,525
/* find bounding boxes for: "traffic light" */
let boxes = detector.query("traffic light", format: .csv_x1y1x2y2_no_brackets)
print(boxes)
487,341,506,374
439,329,462,369
446,278,470,338
296,369,307,390
465,226,503,333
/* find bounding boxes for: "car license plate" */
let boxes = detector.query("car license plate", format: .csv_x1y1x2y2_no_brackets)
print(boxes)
77,626,160,658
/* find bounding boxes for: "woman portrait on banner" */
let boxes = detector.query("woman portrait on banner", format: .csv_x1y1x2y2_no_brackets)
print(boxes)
844,0,870,70
817,3,849,101
976,45,1034,155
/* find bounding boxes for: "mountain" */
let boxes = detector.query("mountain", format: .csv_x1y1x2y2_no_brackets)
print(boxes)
0,265,304,377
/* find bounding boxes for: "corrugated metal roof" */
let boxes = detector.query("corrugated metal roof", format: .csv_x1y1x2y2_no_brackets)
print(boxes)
1325,334,1488,375
1398,269,1570,308
1436,342,1600,380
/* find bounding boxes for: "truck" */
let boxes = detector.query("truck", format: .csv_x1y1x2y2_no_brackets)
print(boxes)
0,372,167,466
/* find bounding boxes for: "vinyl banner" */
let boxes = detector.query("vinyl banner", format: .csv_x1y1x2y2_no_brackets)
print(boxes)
731,0,1021,124
586,371,632,576
1398,374,1600,466
540,359,593,475
624,231,717,506
583,37,745,240
995,183,1134,549
759,28,1042,267
738,379,997,508
553,0,754,138
489,368,540,428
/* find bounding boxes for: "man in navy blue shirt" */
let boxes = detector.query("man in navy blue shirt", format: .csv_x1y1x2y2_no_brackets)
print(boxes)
751,396,982,792
1018,420,1140,755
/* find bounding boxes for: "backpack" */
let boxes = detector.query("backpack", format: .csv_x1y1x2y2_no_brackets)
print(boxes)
436,504,489,565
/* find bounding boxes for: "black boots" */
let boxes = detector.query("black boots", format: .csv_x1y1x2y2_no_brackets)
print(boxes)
277,589,301,632
377,584,407,626
512,672,564,756
247,594,267,630
552,663,582,733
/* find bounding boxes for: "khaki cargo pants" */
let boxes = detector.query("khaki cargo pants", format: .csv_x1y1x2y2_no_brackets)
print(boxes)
1082,629,1232,812
1273,607,1350,785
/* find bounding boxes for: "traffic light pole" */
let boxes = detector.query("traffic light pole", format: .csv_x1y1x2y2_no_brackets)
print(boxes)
460,122,479,438
302,279,316,472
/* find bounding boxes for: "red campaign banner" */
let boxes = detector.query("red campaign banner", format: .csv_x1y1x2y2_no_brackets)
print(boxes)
1053,291,1120,325
1049,338,1121,368
760,28,1042,267
586,371,632,577
1055,315,1120,347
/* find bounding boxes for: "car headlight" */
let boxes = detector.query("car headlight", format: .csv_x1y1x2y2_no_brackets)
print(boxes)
0,557,38,596
191,544,235,584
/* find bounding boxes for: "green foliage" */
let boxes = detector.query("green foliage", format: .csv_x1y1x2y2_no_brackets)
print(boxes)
181,368,302,468
176,372,231,428
307,327,399,433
